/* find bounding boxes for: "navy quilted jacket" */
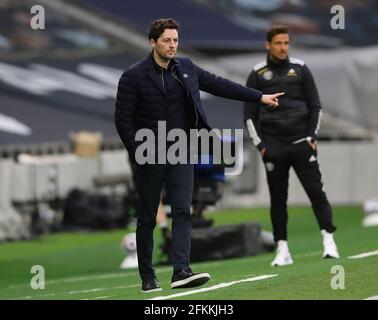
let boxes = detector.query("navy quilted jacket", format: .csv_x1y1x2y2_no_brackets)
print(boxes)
115,54,263,160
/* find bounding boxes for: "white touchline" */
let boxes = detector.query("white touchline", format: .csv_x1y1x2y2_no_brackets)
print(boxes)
68,284,140,295
149,274,278,300
365,295,378,300
81,295,114,300
7,261,224,290
9,268,170,289
7,271,140,290
348,250,378,259
11,284,140,300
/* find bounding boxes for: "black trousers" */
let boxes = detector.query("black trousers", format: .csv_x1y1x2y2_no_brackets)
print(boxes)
262,137,336,242
134,163,193,281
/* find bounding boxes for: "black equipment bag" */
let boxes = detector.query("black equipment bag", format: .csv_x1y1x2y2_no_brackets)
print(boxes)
160,222,274,263
190,222,265,262
62,189,128,230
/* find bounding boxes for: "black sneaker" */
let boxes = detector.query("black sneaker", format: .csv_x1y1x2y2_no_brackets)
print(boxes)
171,268,210,289
141,278,163,293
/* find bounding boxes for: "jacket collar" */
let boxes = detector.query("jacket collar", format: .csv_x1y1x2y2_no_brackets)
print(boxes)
145,51,179,71
144,52,187,95
267,53,289,69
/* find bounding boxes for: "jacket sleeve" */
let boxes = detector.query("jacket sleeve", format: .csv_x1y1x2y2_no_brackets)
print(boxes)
194,64,263,102
302,64,322,139
244,70,265,151
115,69,139,162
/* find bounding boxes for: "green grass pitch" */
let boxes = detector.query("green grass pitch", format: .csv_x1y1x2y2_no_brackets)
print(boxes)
0,206,377,300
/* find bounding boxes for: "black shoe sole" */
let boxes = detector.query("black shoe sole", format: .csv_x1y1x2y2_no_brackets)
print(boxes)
171,273,210,289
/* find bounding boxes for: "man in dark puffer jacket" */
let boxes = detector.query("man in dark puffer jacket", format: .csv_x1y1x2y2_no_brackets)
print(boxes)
115,18,283,293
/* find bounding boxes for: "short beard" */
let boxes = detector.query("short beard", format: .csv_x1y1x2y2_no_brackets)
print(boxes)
155,50,172,62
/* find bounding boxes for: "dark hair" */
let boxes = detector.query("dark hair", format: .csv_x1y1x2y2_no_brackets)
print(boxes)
266,25,291,42
148,18,179,41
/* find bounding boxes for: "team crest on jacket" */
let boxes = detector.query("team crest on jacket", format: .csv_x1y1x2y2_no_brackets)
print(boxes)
263,70,273,80
287,68,298,77
265,162,275,172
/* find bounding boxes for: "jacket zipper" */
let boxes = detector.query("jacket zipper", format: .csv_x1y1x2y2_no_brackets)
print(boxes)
160,69,165,89
171,66,199,129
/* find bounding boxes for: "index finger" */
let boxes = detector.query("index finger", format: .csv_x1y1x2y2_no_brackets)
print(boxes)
273,92,285,97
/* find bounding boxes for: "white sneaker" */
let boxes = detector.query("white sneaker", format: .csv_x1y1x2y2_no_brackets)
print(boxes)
120,253,138,269
362,213,378,227
271,240,294,266
321,230,340,259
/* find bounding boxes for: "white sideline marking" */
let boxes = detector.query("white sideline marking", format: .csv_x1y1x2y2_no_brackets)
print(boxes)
7,268,166,289
150,274,278,300
7,261,224,290
348,250,378,259
11,284,139,300
365,295,378,300
81,295,114,300
7,271,140,290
